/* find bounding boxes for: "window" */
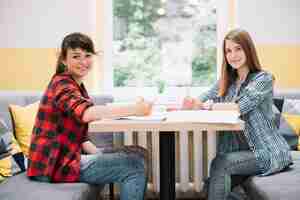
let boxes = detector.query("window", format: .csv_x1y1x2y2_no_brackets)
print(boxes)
102,0,228,102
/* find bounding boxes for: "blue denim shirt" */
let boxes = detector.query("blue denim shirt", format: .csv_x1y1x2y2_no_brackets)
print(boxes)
199,71,292,176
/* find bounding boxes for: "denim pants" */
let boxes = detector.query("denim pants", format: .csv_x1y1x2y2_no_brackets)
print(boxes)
80,146,148,200
208,151,260,200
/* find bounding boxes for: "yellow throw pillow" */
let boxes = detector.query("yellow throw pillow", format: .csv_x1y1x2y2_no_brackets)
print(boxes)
9,101,39,157
10,136,22,155
282,113,300,151
0,136,23,181
0,156,12,177
282,113,300,136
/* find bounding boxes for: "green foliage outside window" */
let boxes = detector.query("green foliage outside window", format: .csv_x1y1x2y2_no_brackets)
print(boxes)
192,47,217,86
113,0,217,87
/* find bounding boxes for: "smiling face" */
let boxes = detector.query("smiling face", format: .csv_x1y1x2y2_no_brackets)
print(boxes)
63,48,93,82
225,39,247,70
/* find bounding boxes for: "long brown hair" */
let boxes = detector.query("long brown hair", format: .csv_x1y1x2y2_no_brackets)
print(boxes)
218,29,262,96
55,32,96,74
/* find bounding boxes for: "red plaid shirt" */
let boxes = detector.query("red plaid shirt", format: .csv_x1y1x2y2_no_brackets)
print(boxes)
27,72,93,182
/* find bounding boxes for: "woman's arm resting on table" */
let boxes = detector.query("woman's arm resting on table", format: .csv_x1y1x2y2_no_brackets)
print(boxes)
181,97,204,110
182,97,239,113
82,100,152,123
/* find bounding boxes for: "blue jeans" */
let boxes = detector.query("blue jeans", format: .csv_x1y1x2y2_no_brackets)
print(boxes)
208,151,260,200
79,145,148,200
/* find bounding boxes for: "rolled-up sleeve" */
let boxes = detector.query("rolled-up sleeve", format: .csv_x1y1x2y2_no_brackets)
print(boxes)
236,72,273,115
54,80,94,123
199,81,220,102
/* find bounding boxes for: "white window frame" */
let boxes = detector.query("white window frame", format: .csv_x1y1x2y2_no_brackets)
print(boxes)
101,0,231,102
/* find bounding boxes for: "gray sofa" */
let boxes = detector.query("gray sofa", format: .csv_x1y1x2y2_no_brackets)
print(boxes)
244,89,300,200
0,91,114,200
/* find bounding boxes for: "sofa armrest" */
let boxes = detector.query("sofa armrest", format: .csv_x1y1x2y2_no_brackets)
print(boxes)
90,94,114,106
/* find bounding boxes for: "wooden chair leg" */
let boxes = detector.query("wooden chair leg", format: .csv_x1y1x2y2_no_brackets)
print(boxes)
109,183,114,200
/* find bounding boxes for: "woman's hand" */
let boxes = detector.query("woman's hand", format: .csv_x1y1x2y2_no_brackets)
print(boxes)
135,97,153,116
182,96,195,110
202,100,214,110
181,97,203,110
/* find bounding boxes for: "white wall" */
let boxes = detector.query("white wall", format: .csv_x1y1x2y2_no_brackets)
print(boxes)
216,0,230,77
0,0,97,48
236,0,300,44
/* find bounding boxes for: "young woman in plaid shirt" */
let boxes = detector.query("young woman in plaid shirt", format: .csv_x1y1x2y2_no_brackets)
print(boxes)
182,29,292,200
27,33,151,200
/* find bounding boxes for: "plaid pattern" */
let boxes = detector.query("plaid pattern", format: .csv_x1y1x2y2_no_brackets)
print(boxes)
200,71,292,176
27,73,93,182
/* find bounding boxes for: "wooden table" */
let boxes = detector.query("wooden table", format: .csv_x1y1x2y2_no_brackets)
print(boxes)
89,110,244,200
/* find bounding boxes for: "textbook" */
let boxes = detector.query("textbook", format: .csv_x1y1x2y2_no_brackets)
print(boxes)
116,110,239,123
118,113,167,121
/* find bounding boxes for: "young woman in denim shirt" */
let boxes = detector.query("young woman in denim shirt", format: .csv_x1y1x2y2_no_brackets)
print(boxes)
27,33,151,200
182,29,292,200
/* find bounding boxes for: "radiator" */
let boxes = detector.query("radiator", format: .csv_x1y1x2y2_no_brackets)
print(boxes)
122,130,217,193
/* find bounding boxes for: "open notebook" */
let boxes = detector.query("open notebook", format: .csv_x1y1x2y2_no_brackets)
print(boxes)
117,110,239,123
166,110,240,124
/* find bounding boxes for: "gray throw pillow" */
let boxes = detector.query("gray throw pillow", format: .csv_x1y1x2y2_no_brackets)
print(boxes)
0,118,23,182
0,119,12,157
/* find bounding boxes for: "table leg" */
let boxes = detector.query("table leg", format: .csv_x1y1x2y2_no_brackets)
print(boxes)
159,132,175,200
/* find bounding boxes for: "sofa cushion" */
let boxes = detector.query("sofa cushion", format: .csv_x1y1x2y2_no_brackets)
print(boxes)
0,119,11,156
89,94,116,148
0,92,29,132
0,119,24,182
0,153,23,183
280,113,300,149
8,102,39,157
272,98,299,150
279,99,300,150
274,89,300,100
0,172,103,200
244,151,300,200
90,95,114,106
